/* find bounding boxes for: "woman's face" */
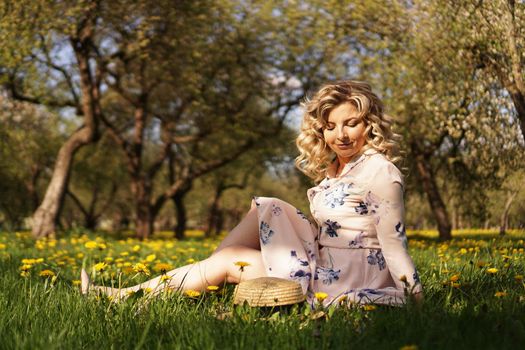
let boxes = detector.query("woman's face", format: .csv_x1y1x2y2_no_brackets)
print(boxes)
322,103,367,164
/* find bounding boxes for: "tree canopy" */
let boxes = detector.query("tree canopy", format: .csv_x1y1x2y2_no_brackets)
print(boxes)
0,0,523,239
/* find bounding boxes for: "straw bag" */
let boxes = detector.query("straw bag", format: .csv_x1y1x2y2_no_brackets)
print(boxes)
233,277,306,307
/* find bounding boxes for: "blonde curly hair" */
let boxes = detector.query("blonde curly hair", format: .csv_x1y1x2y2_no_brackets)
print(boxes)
295,80,402,182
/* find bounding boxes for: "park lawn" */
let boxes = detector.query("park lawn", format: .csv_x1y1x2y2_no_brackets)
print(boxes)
0,229,524,350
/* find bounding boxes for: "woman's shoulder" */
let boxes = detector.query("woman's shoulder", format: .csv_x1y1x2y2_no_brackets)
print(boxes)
362,150,403,186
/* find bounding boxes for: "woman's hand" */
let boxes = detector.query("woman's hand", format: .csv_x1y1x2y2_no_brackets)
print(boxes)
412,291,424,307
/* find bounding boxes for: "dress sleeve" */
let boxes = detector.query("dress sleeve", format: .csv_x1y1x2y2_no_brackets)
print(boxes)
367,162,422,294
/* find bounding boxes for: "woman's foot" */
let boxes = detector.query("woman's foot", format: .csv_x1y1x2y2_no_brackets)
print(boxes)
81,268,91,295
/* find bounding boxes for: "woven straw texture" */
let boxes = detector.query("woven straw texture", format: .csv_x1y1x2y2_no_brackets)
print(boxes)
233,277,305,307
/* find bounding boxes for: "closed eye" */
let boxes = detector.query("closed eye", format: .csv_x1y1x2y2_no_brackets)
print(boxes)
346,119,361,127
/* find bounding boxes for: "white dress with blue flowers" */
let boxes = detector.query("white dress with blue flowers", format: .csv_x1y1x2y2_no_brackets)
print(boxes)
253,149,422,307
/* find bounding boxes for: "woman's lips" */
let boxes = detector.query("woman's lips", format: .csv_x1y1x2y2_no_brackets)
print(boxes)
336,143,354,150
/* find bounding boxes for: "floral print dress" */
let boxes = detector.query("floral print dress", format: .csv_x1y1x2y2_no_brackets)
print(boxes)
253,149,422,307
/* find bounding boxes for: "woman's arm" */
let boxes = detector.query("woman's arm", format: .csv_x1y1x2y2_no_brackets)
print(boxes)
368,162,423,297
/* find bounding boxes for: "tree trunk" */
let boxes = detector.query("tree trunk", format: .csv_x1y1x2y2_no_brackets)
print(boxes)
205,183,225,237
136,207,153,240
204,174,250,237
205,200,221,238
31,127,95,238
173,193,187,240
31,17,100,238
133,177,154,239
499,191,517,236
451,199,457,230
214,209,224,236
415,154,452,241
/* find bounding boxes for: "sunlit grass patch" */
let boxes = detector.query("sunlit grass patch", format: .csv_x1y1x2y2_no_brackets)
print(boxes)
1,229,524,349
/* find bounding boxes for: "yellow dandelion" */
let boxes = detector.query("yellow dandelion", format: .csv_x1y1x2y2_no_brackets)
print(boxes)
514,274,523,282
120,251,129,257
72,280,81,286
85,241,98,249
184,289,201,298
93,262,107,272
122,266,135,275
146,254,156,262
97,243,107,250
133,263,150,275
399,345,418,350
186,258,196,264
363,304,377,311
494,291,507,298
20,271,30,278
154,263,173,274
144,288,153,294
160,274,172,283
459,248,467,255
104,257,114,263
39,270,55,277
234,261,250,271
206,285,220,292
450,274,460,282
476,261,486,268
0,243,6,249
486,268,498,274
19,264,32,272
314,292,328,302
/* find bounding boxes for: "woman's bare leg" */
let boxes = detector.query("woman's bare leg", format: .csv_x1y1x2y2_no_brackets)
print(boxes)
212,201,260,255
83,245,266,299
82,200,264,299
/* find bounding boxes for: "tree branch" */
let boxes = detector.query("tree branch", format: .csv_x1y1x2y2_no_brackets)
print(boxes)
66,189,89,217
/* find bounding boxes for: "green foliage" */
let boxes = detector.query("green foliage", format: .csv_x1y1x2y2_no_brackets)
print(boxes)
341,1,524,229
0,97,63,227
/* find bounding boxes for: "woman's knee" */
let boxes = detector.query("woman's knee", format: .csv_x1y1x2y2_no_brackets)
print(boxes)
213,245,266,282
212,245,263,269
214,244,254,259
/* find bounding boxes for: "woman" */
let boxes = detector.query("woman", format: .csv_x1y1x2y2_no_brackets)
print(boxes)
82,80,423,307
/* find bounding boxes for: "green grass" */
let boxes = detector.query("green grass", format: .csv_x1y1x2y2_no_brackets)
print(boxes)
0,230,524,349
